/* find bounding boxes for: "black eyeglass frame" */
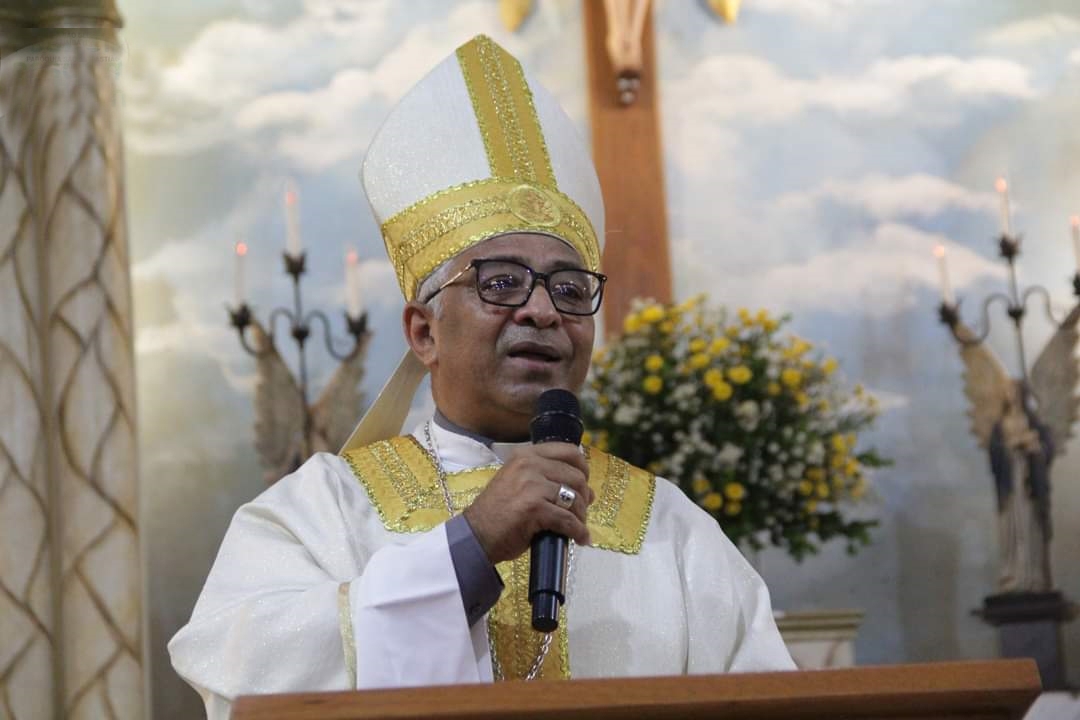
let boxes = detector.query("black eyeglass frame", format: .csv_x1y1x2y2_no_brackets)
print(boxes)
420,258,608,316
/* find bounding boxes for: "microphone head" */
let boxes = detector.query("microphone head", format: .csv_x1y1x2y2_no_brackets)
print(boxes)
530,389,583,445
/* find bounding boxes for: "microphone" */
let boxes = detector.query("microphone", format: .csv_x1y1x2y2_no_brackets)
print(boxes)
528,389,584,633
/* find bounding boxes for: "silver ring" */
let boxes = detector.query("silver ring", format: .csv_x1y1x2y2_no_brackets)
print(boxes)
555,484,577,510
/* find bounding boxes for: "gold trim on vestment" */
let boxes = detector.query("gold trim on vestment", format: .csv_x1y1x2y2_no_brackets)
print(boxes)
337,582,357,688
340,436,657,680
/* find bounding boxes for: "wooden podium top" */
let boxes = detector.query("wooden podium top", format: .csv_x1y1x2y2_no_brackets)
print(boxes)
232,659,1040,720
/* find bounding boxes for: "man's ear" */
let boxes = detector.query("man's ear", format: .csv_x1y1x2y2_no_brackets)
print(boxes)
403,301,438,369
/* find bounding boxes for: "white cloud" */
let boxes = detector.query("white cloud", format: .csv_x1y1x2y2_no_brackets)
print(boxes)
123,1,579,169
751,0,890,22
777,173,999,221
668,53,1036,126
982,13,1080,46
676,222,1005,317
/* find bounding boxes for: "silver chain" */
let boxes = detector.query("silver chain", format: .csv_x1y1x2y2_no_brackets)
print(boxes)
423,421,573,681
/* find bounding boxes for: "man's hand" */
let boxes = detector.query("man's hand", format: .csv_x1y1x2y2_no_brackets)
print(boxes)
462,443,595,565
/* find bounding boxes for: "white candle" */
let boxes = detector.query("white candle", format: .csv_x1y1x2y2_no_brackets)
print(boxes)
285,182,302,257
345,249,363,317
995,177,1011,236
234,240,248,305
933,245,954,304
1071,215,1080,272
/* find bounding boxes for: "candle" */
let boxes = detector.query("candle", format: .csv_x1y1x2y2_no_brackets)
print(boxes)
995,177,1011,236
345,249,363,317
933,244,954,304
1071,215,1080,272
285,182,302,257
234,240,248,305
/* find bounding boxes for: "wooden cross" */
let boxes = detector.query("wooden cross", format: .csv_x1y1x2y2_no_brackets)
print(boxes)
583,0,672,333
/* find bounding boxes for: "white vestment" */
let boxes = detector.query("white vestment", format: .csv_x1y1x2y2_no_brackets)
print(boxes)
169,420,795,718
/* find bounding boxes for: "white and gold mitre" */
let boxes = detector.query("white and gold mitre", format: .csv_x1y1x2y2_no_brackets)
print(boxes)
343,35,606,451
362,34,605,301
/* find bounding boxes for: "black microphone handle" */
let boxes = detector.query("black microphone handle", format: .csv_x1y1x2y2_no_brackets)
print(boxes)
528,389,582,633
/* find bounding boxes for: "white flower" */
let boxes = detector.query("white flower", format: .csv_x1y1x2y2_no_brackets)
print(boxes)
787,462,805,479
807,441,825,465
768,464,784,481
717,442,744,468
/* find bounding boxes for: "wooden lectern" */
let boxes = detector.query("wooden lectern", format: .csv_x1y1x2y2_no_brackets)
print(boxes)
233,659,1040,720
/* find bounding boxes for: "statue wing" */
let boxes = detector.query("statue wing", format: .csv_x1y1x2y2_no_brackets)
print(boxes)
1029,304,1080,456
252,322,306,479
954,322,1011,449
310,332,372,454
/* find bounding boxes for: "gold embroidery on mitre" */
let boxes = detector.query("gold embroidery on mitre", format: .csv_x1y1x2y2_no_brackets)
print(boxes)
508,184,562,227
341,437,656,680
382,178,599,300
457,35,555,186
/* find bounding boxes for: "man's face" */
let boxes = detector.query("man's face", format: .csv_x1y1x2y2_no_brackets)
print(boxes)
425,233,596,440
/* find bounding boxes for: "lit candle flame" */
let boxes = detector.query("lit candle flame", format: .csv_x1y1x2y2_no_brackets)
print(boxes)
994,177,1008,194
346,249,359,265
933,245,945,259
1071,215,1080,229
235,241,248,256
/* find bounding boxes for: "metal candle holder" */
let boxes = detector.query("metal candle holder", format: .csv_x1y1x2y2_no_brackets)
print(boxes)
227,251,369,458
938,233,1080,380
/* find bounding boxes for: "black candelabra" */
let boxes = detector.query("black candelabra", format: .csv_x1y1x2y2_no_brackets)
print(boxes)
938,232,1080,381
228,250,369,458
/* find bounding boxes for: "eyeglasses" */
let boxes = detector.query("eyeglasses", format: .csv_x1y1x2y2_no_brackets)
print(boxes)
421,258,607,316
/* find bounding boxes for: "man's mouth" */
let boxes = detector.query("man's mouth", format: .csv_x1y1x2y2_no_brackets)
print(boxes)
507,342,562,363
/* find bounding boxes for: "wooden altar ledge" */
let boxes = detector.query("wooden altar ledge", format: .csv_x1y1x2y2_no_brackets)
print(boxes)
232,659,1040,720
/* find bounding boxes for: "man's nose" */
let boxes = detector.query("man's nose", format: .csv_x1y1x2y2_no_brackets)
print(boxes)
513,281,561,327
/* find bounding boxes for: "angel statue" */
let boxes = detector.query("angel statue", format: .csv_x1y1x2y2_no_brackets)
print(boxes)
953,306,1080,593
249,321,372,484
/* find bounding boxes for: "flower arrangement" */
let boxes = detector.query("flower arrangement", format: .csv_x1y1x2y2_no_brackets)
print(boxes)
581,296,888,561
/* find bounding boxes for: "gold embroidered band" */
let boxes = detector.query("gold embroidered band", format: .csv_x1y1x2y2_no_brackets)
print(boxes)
384,178,601,300
457,34,555,185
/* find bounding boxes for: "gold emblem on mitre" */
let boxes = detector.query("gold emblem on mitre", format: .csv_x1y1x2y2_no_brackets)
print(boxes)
508,185,562,227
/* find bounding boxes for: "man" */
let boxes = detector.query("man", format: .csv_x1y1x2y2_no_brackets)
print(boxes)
170,35,793,718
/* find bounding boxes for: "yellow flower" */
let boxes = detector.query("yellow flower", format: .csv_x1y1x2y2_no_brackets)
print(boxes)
854,383,865,397
581,430,593,446
846,433,857,450
767,382,781,396
817,399,830,412
724,501,742,516
762,318,779,332
724,325,741,338
728,365,753,384
844,457,859,476
623,313,642,334
659,321,674,334
755,309,771,325
702,492,724,511
643,375,663,394
737,307,752,324
711,381,733,401
822,357,838,375
689,338,707,353
703,368,724,387
790,338,811,356
723,482,747,501
692,475,711,494
805,499,818,513
851,478,866,499
806,468,826,483
781,368,802,388
592,349,607,364
709,337,730,354
641,304,665,323
830,434,847,454
597,394,610,406
797,480,814,496
688,353,710,370
796,392,809,407
644,354,664,372
815,482,830,499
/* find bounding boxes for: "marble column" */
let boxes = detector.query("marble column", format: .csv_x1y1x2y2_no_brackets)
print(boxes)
0,2,143,718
